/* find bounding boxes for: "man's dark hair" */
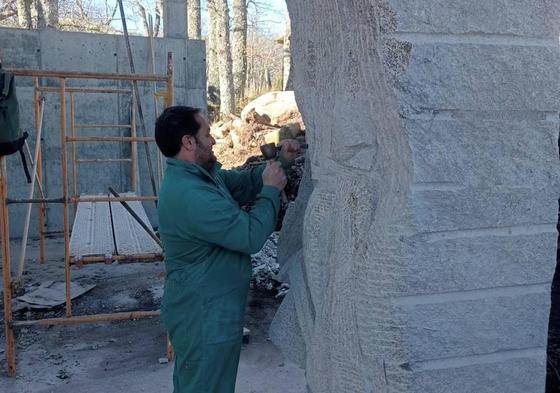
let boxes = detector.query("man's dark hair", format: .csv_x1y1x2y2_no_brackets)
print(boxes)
155,106,201,157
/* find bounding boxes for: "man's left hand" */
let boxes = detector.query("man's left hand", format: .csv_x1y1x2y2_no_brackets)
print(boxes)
278,139,302,162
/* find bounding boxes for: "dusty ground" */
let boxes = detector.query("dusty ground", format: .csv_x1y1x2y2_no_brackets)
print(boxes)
0,236,306,392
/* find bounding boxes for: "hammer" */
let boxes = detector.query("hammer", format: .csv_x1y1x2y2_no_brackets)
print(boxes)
260,142,308,203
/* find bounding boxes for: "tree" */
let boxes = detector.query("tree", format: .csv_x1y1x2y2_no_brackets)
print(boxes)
42,0,59,27
187,0,201,39
232,0,247,103
282,18,292,90
129,0,162,37
16,0,32,28
214,0,235,116
206,0,220,94
131,0,150,34
153,0,163,36
6,0,114,31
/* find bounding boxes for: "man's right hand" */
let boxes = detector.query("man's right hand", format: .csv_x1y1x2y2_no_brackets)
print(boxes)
262,161,287,191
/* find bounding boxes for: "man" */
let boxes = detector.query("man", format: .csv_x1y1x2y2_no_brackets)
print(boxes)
155,106,300,393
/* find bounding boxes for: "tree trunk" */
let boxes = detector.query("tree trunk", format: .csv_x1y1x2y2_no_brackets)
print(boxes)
17,0,32,28
187,0,201,39
132,0,149,35
41,0,58,28
154,0,163,36
214,0,235,117
206,0,220,94
282,19,292,90
34,0,45,28
232,0,247,103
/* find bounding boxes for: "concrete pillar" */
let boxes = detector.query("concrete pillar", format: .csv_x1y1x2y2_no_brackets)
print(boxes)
164,0,187,38
272,1,560,392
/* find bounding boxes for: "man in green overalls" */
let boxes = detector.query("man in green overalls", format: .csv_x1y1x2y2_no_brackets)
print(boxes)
155,106,300,393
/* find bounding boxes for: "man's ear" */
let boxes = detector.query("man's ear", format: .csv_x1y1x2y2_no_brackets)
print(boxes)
181,135,195,151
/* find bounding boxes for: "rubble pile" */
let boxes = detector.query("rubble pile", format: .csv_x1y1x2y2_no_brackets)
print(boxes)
213,91,305,169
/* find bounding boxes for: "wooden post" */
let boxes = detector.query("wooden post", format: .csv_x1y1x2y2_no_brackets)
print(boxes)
16,96,46,279
0,157,16,376
59,78,72,317
34,78,46,264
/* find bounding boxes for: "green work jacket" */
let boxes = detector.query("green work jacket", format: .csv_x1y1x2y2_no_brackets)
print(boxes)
158,158,281,359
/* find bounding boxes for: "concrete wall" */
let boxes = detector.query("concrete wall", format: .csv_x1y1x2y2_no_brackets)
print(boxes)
0,27,205,238
272,1,560,392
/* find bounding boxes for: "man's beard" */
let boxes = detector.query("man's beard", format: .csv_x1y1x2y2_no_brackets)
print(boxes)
195,140,216,171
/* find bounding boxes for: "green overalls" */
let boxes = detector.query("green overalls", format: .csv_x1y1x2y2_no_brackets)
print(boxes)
158,158,281,393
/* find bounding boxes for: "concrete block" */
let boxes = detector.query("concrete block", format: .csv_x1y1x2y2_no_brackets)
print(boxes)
39,30,118,87
399,290,550,360
410,353,546,393
181,88,206,109
185,40,206,89
406,118,560,188
0,28,41,85
164,0,187,39
396,44,560,112
411,186,558,232
402,231,558,295
115,35,180,76
387,0,560,38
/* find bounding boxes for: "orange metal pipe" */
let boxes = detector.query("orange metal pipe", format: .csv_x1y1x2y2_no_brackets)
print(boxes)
1,158,16,376
74,124,133,129
11,310,160,327
131,94,138,192
6,68,168,82
76,158,132,164
70,94,78,198
37,86,132,94
66,136,155,143
71,253,163,266
59,78,72,318
71,195,157,203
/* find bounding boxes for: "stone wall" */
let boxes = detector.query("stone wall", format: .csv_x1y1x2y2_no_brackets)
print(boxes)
0,26,205,237
272,1,560,392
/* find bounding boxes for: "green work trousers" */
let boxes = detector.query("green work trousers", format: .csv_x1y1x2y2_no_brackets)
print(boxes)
172,340,243,393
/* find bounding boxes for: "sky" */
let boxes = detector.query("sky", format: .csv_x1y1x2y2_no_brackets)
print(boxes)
119,0,288,37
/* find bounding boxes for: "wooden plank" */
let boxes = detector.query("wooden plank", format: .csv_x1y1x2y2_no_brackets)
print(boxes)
110,194,162,257
70,200,115,260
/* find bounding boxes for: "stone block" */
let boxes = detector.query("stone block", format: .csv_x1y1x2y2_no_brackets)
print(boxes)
410,354,546,393
269,291,307,368
400,290,550,361
402,231,558,295
386,0,560,38
410,186,558,233
396,44,560,113
405,118,560,188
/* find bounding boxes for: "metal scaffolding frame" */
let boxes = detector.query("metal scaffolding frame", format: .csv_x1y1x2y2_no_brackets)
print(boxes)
1,56,173,376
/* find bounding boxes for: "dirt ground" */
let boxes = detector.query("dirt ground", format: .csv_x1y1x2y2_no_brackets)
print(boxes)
0,236,306,392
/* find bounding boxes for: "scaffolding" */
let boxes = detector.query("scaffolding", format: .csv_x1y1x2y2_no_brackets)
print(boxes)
1,56,173,376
